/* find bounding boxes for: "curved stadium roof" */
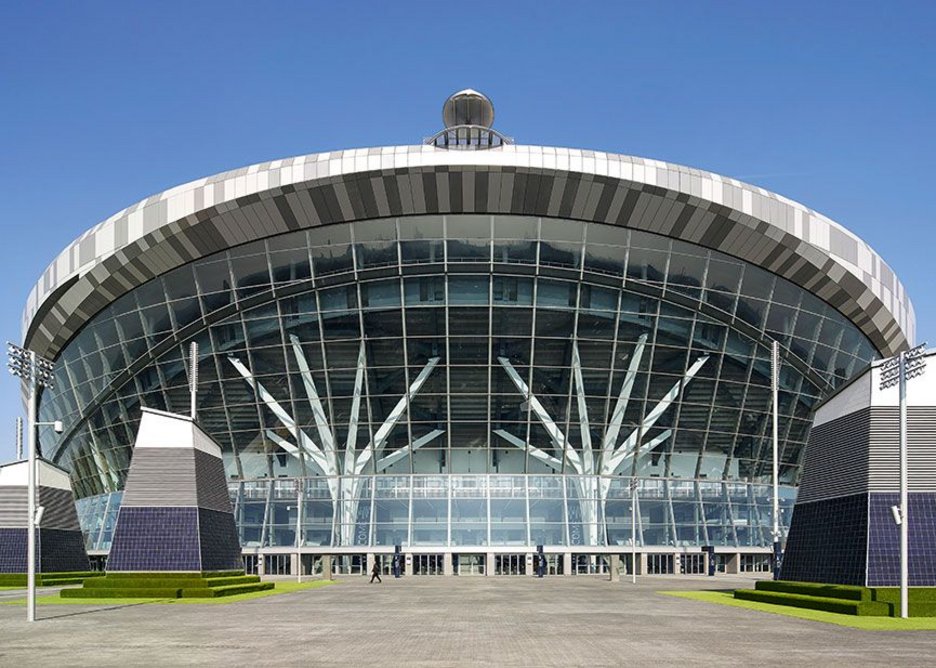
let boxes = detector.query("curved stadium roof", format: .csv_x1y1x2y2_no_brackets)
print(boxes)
23,144,915,358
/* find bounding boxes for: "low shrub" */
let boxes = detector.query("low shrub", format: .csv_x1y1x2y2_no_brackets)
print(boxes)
0,572,102,587
181,582,274,598
61,587,181,599
734,589,891,616
755,580,869,601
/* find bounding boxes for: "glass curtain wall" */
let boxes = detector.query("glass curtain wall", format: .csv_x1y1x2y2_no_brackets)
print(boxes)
40,215,876,551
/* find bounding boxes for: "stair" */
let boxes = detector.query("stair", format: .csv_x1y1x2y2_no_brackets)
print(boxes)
733,580,936,617
59,570,274,599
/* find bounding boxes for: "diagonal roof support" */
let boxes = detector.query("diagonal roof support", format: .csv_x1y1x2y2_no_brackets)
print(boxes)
289,334,337,469
498,355,581,473
601,333,647,459
353,356,440,475
493,429,564,472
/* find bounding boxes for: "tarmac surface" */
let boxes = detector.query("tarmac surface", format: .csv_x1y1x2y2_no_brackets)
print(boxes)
1,574,935,667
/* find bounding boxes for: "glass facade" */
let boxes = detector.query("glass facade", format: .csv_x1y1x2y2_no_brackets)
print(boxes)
37,215,878,552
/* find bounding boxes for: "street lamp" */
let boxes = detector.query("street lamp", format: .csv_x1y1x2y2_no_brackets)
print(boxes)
7,342,57,623
879,342,926,619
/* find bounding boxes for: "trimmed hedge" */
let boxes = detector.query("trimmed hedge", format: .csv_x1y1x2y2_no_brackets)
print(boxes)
181,582,274,598
61,587,182,599
755,580,869,601
98,570,243,580
870,587,936,605
0,572,103,587
734,589,891,616
198,575,262,587
59,570,274,599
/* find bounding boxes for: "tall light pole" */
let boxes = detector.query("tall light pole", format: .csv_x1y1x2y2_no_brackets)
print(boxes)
630,421,645,585
879,342,926,619
630,478,638,585
8,342,56,623
16,417,24,460
771,341,781,580
296,483,303,584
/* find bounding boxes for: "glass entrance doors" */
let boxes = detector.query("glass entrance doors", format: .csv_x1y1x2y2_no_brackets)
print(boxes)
494,554,526,575
413,554,445,575
455,554,485,575
680,554,705,574
572,554,610,575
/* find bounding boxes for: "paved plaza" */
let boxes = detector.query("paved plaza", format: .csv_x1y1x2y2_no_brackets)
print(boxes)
1,575,935,667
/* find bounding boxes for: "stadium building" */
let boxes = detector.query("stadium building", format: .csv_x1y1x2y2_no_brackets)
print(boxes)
22,90,914,576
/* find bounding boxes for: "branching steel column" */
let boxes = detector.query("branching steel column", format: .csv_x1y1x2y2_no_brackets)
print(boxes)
497,356,581,472
571,343,594,476
289,334,337,467
353,356,440,475
601,333,647,460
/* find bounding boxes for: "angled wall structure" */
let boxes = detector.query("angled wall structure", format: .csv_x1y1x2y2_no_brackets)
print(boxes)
0,459,89,573
781,351,936,586
106,407,241,572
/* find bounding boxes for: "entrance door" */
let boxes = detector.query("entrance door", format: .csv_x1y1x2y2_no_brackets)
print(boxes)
680,554,705,574
647,554,674,574
455,554,485,575
414,554,444,575
545,554,564,575
494,554,526,575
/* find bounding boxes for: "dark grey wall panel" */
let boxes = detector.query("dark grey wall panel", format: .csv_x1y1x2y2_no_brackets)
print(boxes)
120,448,198,507
194,449,234,514
797,408,870,504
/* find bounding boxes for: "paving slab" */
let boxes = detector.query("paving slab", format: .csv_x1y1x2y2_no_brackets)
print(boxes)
1,575,935,667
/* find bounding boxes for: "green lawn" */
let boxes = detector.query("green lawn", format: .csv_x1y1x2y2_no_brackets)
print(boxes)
0,579,338,606
661,590,936,631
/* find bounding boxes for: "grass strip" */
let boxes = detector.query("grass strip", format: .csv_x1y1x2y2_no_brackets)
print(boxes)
661,590,936,630
1,579,338,606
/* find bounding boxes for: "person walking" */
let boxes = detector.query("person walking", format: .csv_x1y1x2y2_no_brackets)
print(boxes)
370,559,382,584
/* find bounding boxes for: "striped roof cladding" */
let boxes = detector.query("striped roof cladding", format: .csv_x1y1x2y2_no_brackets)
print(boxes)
22,145,914,359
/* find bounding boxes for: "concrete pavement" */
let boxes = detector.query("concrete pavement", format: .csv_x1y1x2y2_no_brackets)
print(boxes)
1,575,934,667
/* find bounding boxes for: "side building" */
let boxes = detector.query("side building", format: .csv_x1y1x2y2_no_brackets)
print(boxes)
781,349,936,586
22,90,914,576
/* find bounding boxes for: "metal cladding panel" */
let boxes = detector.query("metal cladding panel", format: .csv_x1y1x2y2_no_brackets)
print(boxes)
796,409,871,504
0,486,80,530
779,493,868,586
0,528,89,573
37,487,82,531
0,528,28,572
868,407,936,493
866,492,936,586
120,448,198,508
813,370,872,427
194,449,234,514
23,146,914,360
0,489,27,528
38,528,90,573
107,506,202,571
197,507,241,572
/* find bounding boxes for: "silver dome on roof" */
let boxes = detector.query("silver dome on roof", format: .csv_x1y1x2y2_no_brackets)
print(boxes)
443,89,495,128
427,89,510,150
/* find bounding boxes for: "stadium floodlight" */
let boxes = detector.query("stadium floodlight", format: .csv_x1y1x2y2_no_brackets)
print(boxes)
7,342,57,623
878,342,926,619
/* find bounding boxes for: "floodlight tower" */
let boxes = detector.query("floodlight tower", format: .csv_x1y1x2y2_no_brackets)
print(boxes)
7,342,56,623
878,342,927,619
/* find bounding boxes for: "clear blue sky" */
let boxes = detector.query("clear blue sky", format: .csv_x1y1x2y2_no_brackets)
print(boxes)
1,1,934,460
